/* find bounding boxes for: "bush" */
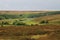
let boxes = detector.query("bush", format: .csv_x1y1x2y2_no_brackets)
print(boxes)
0,16,5,20
16,22,26,25
13,21,26,26
0,21,9,27
2,21,9,25
40,20,48,24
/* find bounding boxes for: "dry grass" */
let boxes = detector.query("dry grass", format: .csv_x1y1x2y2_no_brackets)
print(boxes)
0,25,59,40
0,11,47,15
34,14,60,21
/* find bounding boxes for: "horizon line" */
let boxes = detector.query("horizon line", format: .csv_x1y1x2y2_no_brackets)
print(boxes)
0,9,60,11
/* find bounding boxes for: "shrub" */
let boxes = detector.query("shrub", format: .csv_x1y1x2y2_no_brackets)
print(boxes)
2,21,9,25
0,16,5,20
16,22,26,25
40,20,48,24
13,21,26,26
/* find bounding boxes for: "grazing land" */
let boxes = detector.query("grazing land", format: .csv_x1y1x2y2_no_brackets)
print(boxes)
0,11,60,40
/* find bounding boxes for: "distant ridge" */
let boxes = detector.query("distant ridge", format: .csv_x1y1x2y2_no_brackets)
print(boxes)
0,10,60,14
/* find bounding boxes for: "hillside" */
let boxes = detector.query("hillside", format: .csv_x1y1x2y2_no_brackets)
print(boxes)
0,11,60,40
0,11,60,25
0,11,60,19
34,14,60,21
33,14,60,24
0,25,60,40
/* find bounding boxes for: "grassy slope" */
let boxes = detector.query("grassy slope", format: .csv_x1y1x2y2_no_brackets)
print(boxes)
0,11,60,25
0,11,60,40
0,25,60,40
34,14,60,24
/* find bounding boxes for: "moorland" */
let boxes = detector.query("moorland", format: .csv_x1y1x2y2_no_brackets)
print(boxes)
0,11,60,40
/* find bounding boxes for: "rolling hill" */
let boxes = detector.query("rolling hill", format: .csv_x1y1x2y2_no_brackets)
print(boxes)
0,11,60,25
0,11,60,19
0,11,60,40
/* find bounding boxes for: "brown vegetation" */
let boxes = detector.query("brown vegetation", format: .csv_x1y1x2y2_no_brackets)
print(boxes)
0,25,60,40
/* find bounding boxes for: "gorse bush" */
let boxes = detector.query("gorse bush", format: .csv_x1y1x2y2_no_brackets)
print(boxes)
13,21,26,25
40,20,48,24
0,21,9,25
16,22,26,25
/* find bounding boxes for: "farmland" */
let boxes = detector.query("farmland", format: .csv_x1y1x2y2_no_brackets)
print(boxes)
0,11,60,40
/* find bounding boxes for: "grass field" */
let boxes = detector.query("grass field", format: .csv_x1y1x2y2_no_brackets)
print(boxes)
0,11,60,40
